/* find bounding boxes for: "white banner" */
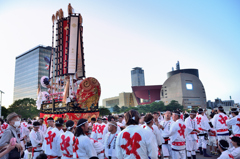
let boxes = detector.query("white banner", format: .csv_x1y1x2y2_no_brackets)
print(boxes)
68,16,79,74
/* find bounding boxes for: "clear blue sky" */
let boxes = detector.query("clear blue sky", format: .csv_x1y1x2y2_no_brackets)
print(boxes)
0,0,239,107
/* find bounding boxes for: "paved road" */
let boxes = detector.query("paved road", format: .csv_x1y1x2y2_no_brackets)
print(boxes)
195,147,219,159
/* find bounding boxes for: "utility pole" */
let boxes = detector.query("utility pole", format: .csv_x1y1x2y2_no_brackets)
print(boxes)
0,90,4,118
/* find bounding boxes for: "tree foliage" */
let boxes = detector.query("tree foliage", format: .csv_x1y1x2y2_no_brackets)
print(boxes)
99,107,111,116
1,106,8,118
7,98,40,119
112,105,120,114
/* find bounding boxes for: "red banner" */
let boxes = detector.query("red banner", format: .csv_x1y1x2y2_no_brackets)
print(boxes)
40,112,99,125
63,19,68,75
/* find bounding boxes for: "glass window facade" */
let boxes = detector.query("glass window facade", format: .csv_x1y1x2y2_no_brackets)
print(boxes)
13,46,52,101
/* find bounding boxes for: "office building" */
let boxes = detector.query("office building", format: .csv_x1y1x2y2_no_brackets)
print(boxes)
13,45,52,101
131,67,145,86
161,68,207,109
102,92,138,108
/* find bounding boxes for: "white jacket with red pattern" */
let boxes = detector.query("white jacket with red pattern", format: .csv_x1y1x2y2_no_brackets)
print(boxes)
116,125,158,159
44,127,63,157
60,131,74,159
226,115,240,135
166,119,186,150
196,114,210,134
212,112,229,135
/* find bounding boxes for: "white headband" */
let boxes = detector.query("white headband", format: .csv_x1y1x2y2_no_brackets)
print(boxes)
67,125,74,130
108,123,117,127
145,119,153,124
190,113,196,115
76,121,88,127
132,117,135,120
33,125,40,127
219,142,229,150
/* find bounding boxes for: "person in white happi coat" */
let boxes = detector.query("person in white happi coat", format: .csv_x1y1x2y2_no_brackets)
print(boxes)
44,118,64,159
104,121,119,159
39,118,47,135
73,118,97,159
29,121,44,159
229,136,240,159
185,110,200,159
102,116,121,144
159,111,173,159
226,108,240,137
217,139,233,159
42,117,55,152
88,117,96,137
90,118,102,141
212,106,230,144
143,113,163,158
196,108,211,157
116,109,158,159
117,115,125,130
23,141,33,159
165,110,186,159
158,111,164,123
60,120,75,159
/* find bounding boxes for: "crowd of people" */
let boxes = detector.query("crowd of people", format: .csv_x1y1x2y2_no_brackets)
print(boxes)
0,106,240,159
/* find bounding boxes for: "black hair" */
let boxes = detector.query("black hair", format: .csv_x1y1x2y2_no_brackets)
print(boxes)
153,112,157,114
36,153,47,159
55,118,64,127
198,108,203,114
28,121,32,124
74,118,88,137
0,118,3,125
125,110,140,125
118,115,123,118
144,113,154,125
66,120,75,131
173,110,181,118
108,115,115,122
190,110,197,114
218,106,224,112
39,118,44,121
210,114,214,119
91,118,96,122
33,121,40,127
219,139,229,151
231,108,239,116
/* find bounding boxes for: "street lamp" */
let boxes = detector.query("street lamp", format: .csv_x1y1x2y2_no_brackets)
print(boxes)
0,90,5,118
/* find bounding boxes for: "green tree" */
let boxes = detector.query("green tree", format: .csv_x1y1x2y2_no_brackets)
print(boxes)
165,100,183,111
8,98,40,119
112,105,120,114
1,106,8,118
150,101,165,112
99,107,111,116
120,106,128,113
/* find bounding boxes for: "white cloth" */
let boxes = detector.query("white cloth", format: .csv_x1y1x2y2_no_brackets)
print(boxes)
142,124,163,146
73,135,97,159
29,130,44,159
42,126,54,152
160,120,173,138
226,115,240,135
102,122,121,144
90,123,99,141
166,119,186,150
39,124,47,134
212,112,229,134
44,127,63,157
217,149,235,159
60,131,74,159
90,137,104,159
208,128,217,147
196,114,211,134
104,132,118,158
231,147,240,159
23,149,31,159
116,125,158,159
185,116,198,141
186,140,198,152
172,149,186,159
162,144,172,157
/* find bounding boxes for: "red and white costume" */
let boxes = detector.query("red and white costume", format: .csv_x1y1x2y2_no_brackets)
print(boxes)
29,129,44,159
90,138,104,159
21,122,28,128
166,119,186,159
116,125,158,159
160,119,173,157
142,124,163,146
208,128,217,147
60,131,74,159
226,114,240,136
44,127,63,159
185,116,198,157
104,132,119,159
42,126,54,152
1,122,8,132
102,122,121,144
90,123,100,141
212,112,230,141
218,149,235,159
96,123,107,143
231,147,240,159
73,135,97,159
196,114,210,149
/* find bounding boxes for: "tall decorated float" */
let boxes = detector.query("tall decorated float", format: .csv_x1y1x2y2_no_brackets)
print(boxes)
37,4,100,125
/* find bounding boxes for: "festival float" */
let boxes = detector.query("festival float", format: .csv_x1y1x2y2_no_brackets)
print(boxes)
37,4,100,125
